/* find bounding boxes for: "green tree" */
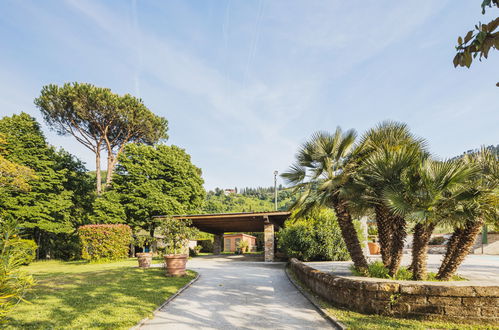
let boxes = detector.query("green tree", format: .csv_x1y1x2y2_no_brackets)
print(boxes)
436,149,498,280
385,159,476,280
110,144,205,238
453,1,499,85
282,129,368,273
353,121,427,276
0,113,87,258
34,82,168,194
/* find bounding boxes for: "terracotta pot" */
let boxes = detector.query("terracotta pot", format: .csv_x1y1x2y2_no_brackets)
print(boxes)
164,254,188,276
368,242,381,255
136,252,153,268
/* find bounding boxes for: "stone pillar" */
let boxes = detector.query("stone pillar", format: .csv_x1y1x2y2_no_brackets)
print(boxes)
264,223,274,262
213,233,223,255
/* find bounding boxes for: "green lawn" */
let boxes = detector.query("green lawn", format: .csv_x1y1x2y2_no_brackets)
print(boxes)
4,259,196,329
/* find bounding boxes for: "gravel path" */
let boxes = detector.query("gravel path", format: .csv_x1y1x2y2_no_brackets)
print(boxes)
140,256,332,329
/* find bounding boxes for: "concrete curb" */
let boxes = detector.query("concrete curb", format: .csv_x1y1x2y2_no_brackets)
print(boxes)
285,265,346,330
132,271,200,330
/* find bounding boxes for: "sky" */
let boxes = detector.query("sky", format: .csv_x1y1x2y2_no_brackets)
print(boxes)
0,0,498,190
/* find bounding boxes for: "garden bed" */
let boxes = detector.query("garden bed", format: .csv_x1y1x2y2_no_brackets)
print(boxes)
4,259,196,329
289,258,499,323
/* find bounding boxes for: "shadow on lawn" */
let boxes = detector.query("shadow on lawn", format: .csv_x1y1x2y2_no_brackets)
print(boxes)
5,266,193,329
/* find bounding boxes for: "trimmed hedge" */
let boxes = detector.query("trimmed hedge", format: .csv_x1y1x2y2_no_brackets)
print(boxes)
78,224,132,261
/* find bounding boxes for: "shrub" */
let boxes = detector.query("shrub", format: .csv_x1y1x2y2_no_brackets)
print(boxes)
237,240,249,253
78,224,132,261
196,239,213,253
189,245,203,257
429,236,446,246
157,218,199,255
15,239,37,265
277,208,350,261
0,219,35,320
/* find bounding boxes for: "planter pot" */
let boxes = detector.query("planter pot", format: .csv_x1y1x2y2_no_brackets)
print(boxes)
368,242,381,255
136,252,153,268
164,254,188,276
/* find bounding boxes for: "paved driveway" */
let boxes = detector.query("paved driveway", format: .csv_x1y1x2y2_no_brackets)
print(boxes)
306,254,499,283
140,256,332,329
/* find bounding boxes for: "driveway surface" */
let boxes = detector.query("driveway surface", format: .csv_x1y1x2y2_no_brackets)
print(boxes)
306,254,499,283
140,256,332,329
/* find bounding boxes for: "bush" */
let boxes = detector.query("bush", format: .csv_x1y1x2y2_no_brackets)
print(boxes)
0,219,35,320
429,236,446,245
189,245,203,257
197,239,213,253
78,224,132,261
277,208,350,261
15,239,37,265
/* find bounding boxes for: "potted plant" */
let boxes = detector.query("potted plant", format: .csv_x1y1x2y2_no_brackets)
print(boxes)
237,240,249,254
135,233,154,268
158,218,198,276
367,224,381,255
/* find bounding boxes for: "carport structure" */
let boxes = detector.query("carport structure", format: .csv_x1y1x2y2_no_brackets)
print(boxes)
164,211,291,262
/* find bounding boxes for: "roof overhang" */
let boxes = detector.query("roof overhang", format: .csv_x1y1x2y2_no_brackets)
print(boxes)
153,211,291,234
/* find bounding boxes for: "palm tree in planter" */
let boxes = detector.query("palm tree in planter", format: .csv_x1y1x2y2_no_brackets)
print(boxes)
352,122,428,276
437,149,498,280
159,218,199,276
282,128,369,274
385,159,476,280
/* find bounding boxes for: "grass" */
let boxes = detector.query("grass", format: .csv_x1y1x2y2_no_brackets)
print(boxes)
4,259,196,329
350,261,466,281
287,267,498,330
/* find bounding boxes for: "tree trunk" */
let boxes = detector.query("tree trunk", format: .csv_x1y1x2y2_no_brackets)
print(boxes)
411,222,436,280
437,227,463,277
387,215,407,277
333,198,369,273
436,219,483,281
96,150,102,195
105,154,116,188
374,204,393,267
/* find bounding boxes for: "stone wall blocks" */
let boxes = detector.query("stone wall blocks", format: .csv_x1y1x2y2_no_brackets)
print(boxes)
462,297,499,306
473,286,499,297
427,296,461,305
481,307,499,318
445,306,481,317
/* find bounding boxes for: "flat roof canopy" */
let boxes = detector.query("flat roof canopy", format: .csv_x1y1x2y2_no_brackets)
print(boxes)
154,211,291,234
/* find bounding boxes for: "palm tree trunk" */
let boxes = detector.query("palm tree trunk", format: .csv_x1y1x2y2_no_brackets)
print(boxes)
436,219,483,281
375,204,393,267
411,222,436,280
333,198,369,273
437,227,463,277
387,215,407,277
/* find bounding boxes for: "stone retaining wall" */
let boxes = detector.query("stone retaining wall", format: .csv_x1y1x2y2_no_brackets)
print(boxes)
289,258,498,322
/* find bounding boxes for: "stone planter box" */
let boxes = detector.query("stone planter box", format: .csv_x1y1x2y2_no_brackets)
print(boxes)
289,258,498,322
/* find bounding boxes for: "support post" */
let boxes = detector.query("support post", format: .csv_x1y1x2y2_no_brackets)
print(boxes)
264,222,274,262
213,233,223,255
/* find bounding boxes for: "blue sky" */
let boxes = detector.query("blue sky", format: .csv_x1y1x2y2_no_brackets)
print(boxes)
0,0,498,190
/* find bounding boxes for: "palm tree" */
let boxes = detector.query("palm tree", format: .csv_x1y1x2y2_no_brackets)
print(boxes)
385,159,476,280
352,121,427,276
436,149,498,280
281,128,368,273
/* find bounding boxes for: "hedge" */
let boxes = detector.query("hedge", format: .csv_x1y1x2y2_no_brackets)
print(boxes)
78,224,132,261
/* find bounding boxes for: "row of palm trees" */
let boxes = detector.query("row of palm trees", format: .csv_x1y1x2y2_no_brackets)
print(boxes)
282,121,498,281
